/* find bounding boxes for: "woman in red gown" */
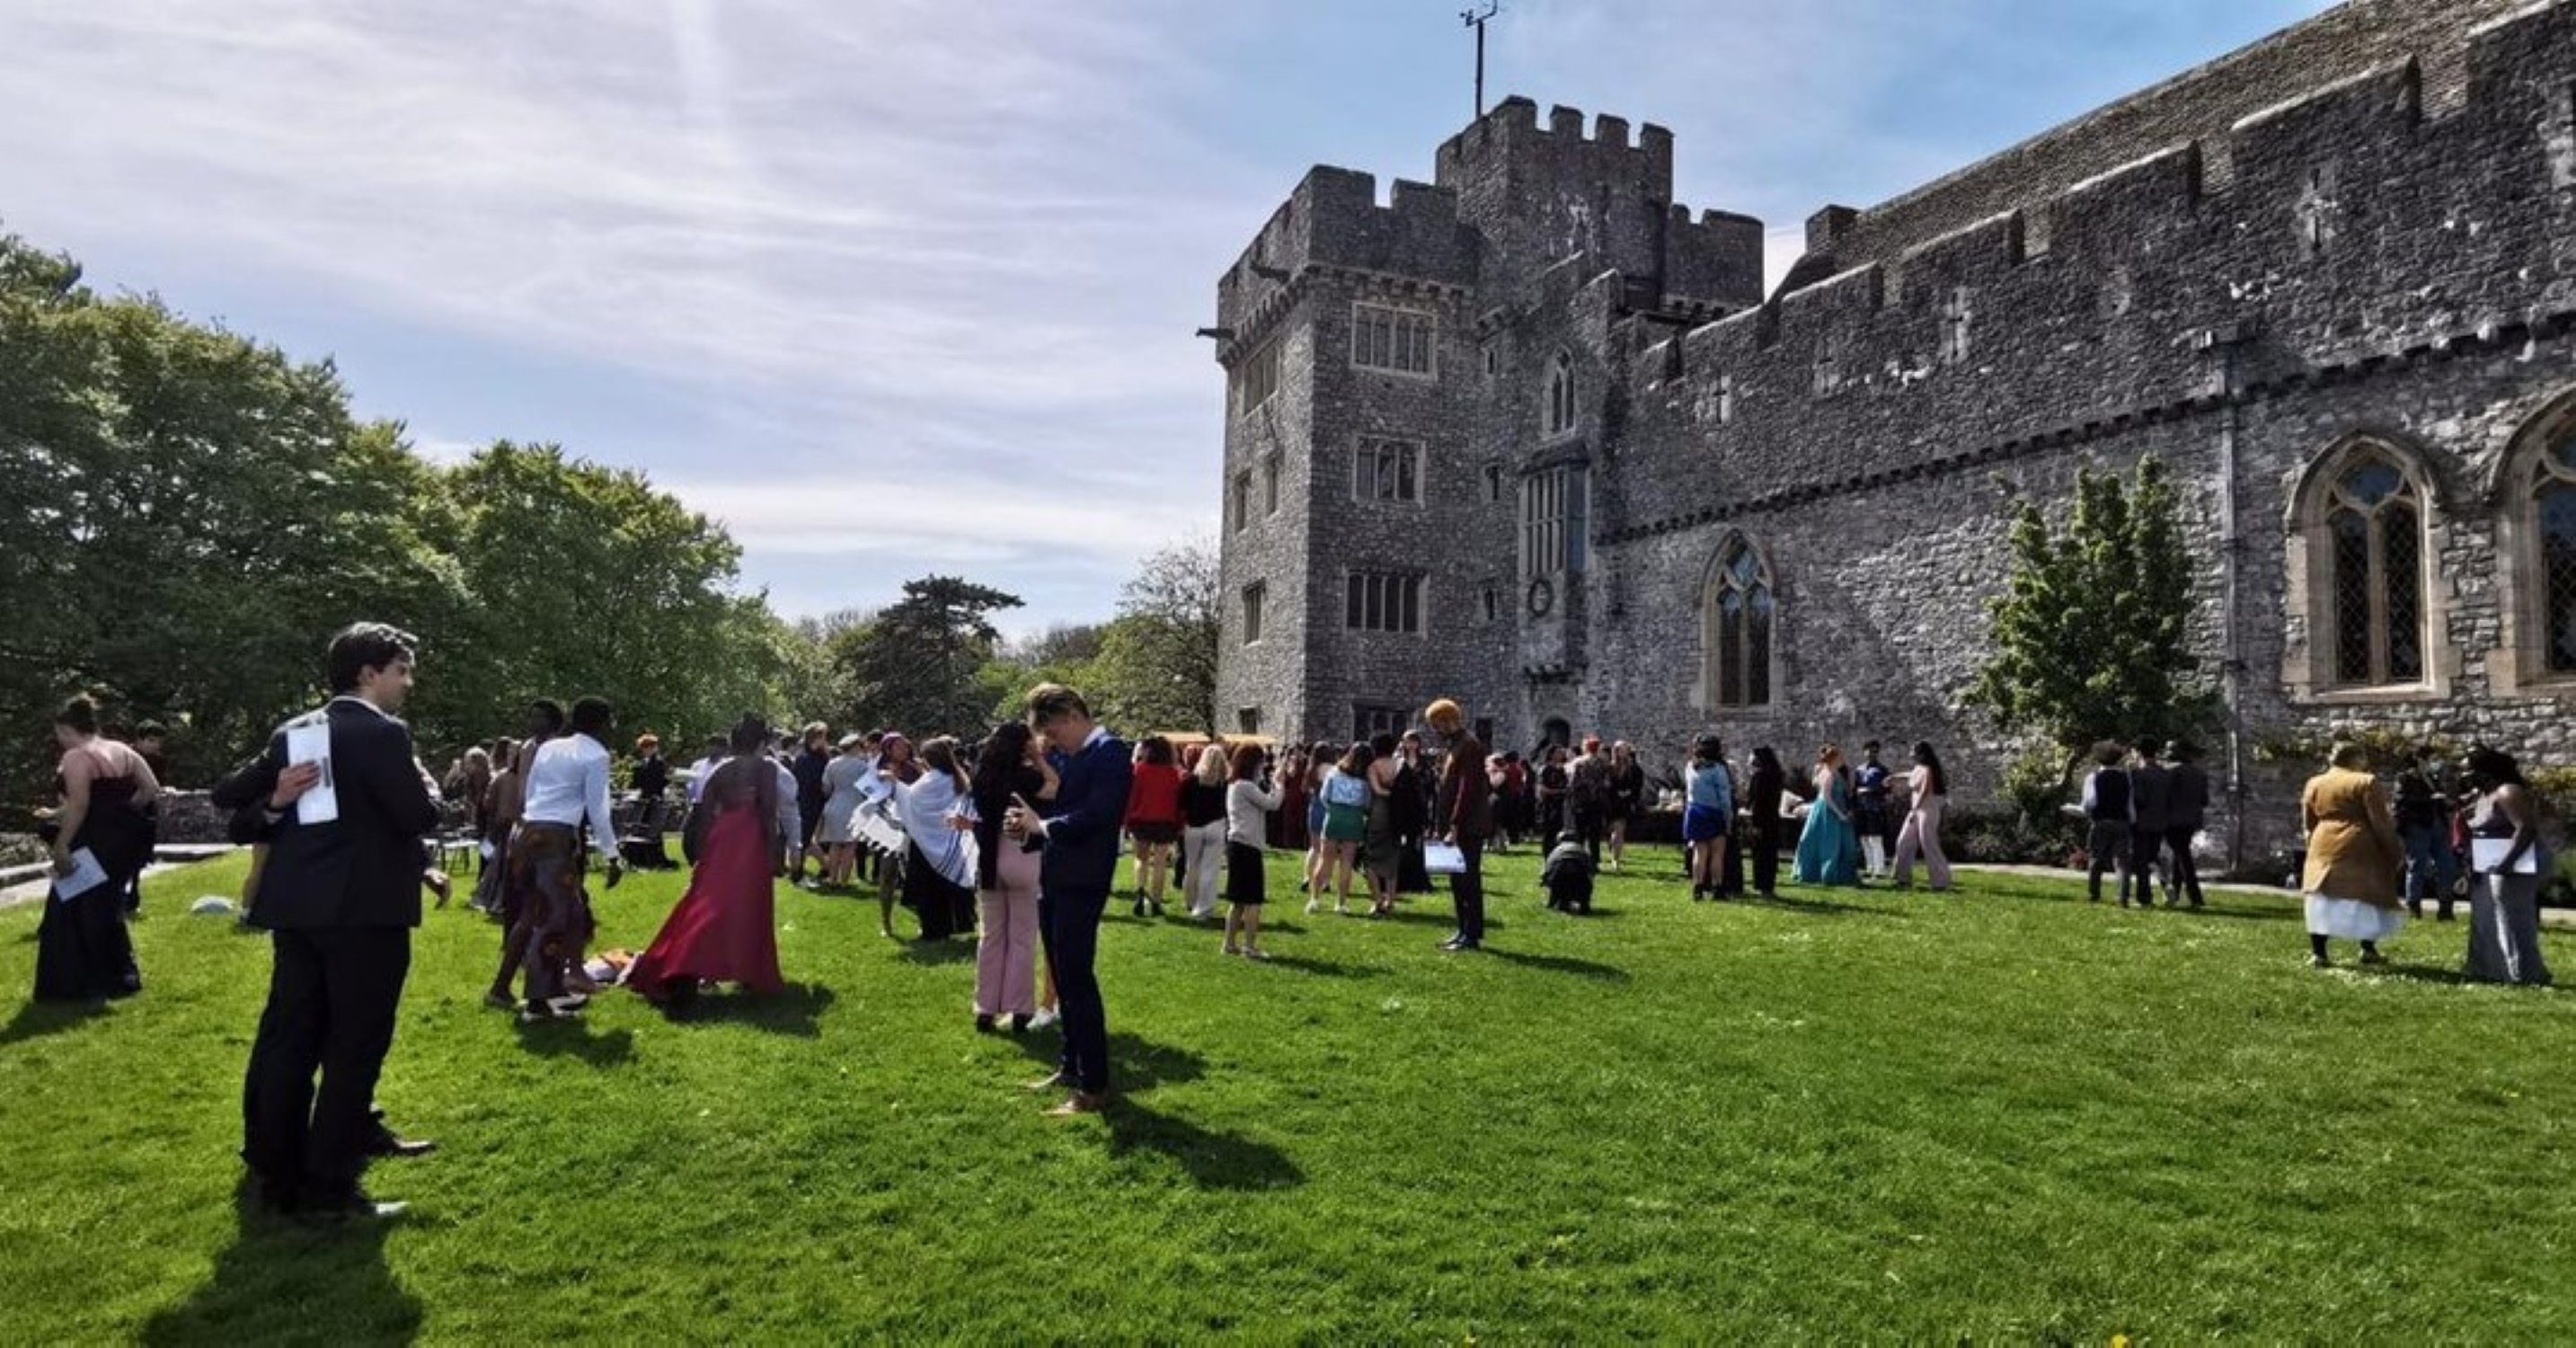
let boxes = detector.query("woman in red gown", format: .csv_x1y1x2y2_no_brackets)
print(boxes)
629,715,784,1003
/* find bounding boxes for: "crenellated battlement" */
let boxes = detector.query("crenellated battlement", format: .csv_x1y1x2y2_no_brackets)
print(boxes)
1618,0,2576,513
1800,0,2541,278
1433,96,1677,191
1215,165,1480,337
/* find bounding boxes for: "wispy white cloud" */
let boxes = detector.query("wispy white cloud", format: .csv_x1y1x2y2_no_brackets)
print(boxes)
0,0,1245,574
1,0,2344,624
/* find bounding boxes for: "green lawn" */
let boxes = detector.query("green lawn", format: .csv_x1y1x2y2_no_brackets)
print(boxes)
4,847,2573,1344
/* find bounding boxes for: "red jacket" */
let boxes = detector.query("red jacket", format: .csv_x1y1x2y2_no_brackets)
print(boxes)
1123,762,1183,828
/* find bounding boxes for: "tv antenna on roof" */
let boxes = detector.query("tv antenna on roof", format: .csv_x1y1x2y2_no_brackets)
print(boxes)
1462,3,1500,119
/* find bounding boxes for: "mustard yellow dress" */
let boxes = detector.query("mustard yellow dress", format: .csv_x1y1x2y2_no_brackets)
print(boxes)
2300,767,2405,941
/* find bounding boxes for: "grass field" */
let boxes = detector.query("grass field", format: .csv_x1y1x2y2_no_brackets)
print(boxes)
4,847,2574,1344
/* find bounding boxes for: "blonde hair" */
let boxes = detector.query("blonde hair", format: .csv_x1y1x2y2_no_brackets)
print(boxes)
1195,743,1228,785
1025,683,1090,724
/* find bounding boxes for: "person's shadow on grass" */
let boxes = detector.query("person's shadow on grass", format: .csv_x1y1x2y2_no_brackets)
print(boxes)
1483,948,1630,983
1254,953,1385,979
0,998,115,1047
1104,1097,1304,1192
510,1019,637,1065
1012,1030,1205,1092
660,982,836,1037
140,1181,422,1345
895,938,976,966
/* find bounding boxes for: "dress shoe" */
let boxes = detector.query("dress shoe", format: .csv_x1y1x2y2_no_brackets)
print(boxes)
1438,935,1465,951
297,1189,411,1225
974,1015,996,1034
1046,1092,1107,1117
1009,1013,1032,1033
367,1132,438,1159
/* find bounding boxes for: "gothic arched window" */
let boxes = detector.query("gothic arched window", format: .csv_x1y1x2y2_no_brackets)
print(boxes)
1544,351,1576,439
2322,450,2427,687
2532,430,2576,677
1704,534,1775,709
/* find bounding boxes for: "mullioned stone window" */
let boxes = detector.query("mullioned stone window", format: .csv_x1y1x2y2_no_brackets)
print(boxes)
2284,435,2448,704
1352,304,1435,377
1519,467,1588,581
2322,450,2428,688
1702,533,1776,710
2498,395,2576,692
1235,338,1281,415
1345,572,1424,634
1352,439,1422,504
2533,433,2576,676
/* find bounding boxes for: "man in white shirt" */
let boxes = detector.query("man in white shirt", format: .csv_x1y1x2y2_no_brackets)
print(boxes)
770,751,801,872
685,733,727,806
493,696,623,1019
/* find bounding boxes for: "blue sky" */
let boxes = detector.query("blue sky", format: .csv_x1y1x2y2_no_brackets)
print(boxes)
0,0,2331,632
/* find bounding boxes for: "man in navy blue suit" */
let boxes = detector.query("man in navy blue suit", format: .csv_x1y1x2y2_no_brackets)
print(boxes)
1005,683,1132,1116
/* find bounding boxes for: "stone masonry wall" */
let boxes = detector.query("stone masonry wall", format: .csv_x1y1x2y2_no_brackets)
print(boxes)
1216,0,2576,855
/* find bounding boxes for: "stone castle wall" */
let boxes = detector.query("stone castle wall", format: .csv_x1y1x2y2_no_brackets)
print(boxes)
1217,0,2576,853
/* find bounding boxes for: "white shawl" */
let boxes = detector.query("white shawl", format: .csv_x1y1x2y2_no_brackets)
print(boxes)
894,771,978,891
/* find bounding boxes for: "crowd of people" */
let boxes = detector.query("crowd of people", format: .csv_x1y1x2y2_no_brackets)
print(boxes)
20,618,2567,1222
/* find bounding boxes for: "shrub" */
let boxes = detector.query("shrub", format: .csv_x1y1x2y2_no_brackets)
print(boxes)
1946,805,2082,867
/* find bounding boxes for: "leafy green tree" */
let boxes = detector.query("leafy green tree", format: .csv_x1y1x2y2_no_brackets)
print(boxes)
836,576,1024,738
413,441,766,753
0,229,457,794
1081,537,1221,737
1970,455,2211,806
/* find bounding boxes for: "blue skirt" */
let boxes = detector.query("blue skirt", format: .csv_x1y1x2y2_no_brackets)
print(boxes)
1682,803,1729,843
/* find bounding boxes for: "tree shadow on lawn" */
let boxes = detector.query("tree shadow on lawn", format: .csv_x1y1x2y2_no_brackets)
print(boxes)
1104,1097,1304,1192
510,1019,637,1065
1483,947,1631,983
0,998,115,1047
661,982,837,1037
140,1180,422,1346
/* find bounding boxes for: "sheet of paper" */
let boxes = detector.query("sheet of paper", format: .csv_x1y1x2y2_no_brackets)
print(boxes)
286,723,339,826
52,847,109,901
1423,842,1467,875
2470,838,2539,875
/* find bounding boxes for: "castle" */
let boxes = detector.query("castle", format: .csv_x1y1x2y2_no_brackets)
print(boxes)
1210,0,2576,855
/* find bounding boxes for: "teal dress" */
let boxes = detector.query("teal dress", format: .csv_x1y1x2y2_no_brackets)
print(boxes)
1793,769,1861,886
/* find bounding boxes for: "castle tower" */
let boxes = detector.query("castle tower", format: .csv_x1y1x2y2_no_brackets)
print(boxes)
1212,101,1764,748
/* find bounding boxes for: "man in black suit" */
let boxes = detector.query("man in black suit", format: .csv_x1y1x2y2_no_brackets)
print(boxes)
1005,683,1132,1117
229,623,445,1221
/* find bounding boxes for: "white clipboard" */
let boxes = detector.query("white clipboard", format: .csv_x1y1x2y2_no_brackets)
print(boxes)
52,848,109,901
286,722,339,825
2471,838,2540,875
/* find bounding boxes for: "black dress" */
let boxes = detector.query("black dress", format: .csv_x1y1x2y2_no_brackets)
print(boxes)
1393,763,1433,893
34,769,151,1001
